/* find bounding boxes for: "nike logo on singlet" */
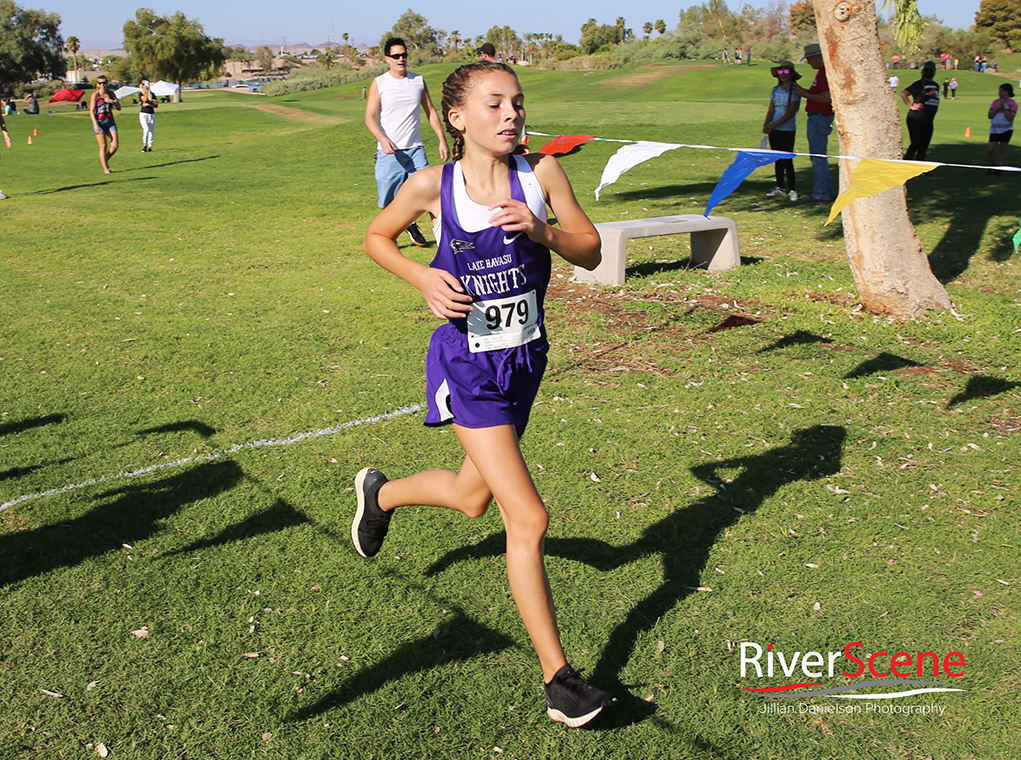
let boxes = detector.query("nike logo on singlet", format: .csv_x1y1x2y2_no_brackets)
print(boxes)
503,232,523,244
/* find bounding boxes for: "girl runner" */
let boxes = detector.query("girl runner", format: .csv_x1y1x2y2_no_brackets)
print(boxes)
357,61,615,727
89,77,121,173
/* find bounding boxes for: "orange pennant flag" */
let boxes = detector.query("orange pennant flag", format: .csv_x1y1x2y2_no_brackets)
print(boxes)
826,159,938,225
539,134,596,156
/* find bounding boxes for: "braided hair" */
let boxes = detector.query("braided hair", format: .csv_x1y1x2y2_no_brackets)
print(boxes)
441,61,519,161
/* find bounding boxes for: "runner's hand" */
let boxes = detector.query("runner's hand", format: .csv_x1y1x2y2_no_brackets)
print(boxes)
415,267,473,320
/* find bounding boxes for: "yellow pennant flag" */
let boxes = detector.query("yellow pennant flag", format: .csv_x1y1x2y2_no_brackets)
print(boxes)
825,159,938,225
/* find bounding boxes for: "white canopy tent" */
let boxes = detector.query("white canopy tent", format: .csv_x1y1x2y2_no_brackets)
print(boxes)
150,80,180,97
114,85,141,101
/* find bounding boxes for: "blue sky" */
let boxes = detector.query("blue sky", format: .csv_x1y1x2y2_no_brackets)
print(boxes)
48,1,981,52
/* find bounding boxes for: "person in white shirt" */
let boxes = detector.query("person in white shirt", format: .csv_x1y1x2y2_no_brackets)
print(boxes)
365,37,449,246
889,74,899,89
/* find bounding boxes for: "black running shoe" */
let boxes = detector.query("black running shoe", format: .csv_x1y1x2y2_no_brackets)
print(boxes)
352,467,391,558
407,223,428,247
543,665,616,727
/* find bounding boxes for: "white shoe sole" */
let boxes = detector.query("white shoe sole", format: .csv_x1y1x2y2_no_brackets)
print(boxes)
547,705,603,728
352,466,373,558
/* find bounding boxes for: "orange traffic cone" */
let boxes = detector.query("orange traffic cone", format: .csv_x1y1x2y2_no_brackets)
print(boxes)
33,128,38,136
965,127,972,137
27,136,33,145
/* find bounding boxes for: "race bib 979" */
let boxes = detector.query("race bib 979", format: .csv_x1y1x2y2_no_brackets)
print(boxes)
466,290,539,353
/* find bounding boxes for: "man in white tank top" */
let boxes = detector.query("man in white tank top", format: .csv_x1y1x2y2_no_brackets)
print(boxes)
365,38,449,246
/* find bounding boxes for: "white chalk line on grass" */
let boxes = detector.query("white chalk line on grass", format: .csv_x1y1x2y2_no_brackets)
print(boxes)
0,404,425,512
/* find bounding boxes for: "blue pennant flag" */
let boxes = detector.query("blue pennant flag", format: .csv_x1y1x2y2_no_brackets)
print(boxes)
705,150,794,217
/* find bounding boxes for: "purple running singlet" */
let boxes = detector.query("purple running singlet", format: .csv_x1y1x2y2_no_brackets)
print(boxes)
424,156,552,437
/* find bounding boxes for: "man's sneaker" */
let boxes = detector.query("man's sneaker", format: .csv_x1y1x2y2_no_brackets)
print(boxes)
788,190,799,202
0,190,6,200
352,467,392,558
543,665,616,728
766,186,787,197
407,223,427,247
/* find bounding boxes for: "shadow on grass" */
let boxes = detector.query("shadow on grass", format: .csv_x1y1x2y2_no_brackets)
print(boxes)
0,460,243,589
26,177,156,195
947,375,1021,408
136,420,217,438
844,351,923,379
758,330,834,352
0,413,67,438
426,425,846,729
624,255,764,280
119,155,222,172
169,498,311,555
288,612,514,722
0,458,75,483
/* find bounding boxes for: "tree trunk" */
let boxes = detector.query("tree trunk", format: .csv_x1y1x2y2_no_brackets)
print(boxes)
813,0,951,319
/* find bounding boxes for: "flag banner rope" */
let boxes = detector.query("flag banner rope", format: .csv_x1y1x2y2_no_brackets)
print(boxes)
528,131,1021,223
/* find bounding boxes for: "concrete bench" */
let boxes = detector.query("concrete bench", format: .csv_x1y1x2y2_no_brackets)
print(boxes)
575,214,740,286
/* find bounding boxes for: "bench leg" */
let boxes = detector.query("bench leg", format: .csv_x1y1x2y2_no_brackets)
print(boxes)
574,228,629,286
690,224,740,272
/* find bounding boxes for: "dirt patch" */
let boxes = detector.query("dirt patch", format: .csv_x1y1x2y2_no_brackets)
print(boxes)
990,412,1021,435
610,64,714,90
802,290,857,307
545,278,765,375
251,103,345,125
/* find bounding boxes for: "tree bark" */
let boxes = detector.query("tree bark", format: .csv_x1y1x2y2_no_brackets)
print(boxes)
813,0,951,319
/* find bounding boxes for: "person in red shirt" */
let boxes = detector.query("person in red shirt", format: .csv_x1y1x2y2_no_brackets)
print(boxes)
793,43,835,201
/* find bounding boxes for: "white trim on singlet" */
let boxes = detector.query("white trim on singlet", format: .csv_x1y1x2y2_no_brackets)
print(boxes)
434,156,548,236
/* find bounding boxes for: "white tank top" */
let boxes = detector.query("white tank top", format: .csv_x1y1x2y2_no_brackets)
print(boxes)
434,156,548,235
375,71,425,150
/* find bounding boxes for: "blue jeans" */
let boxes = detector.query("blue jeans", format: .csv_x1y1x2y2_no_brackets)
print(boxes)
375,146,429,208
806,113,835,199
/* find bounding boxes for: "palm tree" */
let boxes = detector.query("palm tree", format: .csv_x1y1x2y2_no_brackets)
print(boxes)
317,49,336,69
450,30,461,55
643,22,653,39
65,36,80,84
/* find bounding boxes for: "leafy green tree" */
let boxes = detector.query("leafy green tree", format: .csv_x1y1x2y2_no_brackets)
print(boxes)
122,9,226,99
0,2,64,88
655,19,666,35
485,25,521,56
789,0,817,31
381,10,442,57
255,44,274,73
975,0,1021,51
579,18,622,54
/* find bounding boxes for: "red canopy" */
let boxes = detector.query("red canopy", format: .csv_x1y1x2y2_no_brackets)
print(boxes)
49,89,85,103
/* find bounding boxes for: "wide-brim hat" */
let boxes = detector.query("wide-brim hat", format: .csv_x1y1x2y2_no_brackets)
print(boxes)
770,61,802,81
802,43,822,60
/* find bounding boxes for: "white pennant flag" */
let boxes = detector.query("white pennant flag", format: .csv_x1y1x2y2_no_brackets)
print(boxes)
594,141,682,200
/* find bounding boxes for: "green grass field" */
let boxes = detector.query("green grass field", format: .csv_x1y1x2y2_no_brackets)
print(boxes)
1,62,1018,759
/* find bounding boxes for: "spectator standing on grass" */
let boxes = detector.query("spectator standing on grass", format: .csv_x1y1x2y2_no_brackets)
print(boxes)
950,78,957,100
477,42,497,62
365,37,449,247
889,73,899,89
763,61,802,201
89,76,121,174
0,108,9,198
792,43,835,202
901,61,940,162
138,80,157,153
357,60,615,729
987,83,1017,175
943,78,949,99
